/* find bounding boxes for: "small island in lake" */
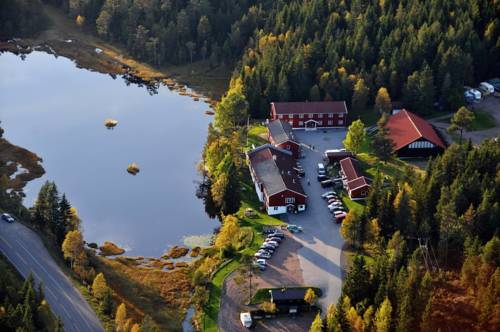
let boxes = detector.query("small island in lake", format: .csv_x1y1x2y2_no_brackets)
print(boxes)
127,163,140,175
104,118,118,129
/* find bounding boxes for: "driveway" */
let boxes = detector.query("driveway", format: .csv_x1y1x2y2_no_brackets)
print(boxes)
285,128,347,310
0,221,103,332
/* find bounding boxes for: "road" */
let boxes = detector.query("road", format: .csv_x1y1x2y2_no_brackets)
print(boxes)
0,221,104,332
285,128,347,310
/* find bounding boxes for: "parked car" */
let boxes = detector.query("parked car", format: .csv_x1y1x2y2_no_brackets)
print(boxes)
255,259,267,266
480,82,495,95
267,236,282,243
268,231,285,238
321,179,334,188
317,163,326,173
334,213,347,224
254,252,270,259
253,262,266,271
264,240,279,247
327,197,342,204
260,245,275,253
317,174,329,181
329,207,346,213
294,167,305,177
287,224,303,233
470,88,482,101
262,227,278,235
321,191,337,198
1,213,15,223
240,312,253,328
332,210,346,217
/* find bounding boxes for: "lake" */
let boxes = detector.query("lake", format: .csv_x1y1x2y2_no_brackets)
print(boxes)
0,51,218,257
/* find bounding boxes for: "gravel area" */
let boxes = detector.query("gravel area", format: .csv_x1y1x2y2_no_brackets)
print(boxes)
219,234,310,331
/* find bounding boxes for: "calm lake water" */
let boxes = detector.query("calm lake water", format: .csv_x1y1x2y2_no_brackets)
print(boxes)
0,51,217,257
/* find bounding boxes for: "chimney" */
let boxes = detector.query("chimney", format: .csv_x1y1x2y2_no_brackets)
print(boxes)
273,155,277,160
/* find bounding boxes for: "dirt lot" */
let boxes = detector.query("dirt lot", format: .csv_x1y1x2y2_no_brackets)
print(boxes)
218,235,316,331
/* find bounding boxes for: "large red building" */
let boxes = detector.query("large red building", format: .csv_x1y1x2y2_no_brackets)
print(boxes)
270,101,348,129
267,119,300,159
385,110,446,157
340,157,371,200
247,145,307,215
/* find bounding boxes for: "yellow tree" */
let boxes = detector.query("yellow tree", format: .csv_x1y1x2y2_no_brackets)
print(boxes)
260,301,277,313
130,324,140,332
352,78,370,112
325,304,336,332
374,297,392,332
343,119,366,153
304,288,317,306
76,15,85,27
340,210,363,248
309,312,323,332
214,215,241,249
92,273,108,300
61,230,84,269
375,87,392,114
115,303,128,332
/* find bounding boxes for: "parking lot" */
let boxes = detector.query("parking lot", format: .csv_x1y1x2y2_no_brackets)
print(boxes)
285,128,347,310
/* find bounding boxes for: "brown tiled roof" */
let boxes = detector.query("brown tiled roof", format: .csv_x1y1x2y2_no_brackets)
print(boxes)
386,110,446,150
247,145,306,197
272,101,348,115
340,157,362,181
346,177,371,191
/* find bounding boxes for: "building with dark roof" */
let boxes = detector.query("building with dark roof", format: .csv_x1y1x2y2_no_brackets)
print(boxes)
247,145,307,215
267,120,300,159
339,157,371,200
324,149,355,164
385,109,446,157
270,101,348,130
269,288,308,307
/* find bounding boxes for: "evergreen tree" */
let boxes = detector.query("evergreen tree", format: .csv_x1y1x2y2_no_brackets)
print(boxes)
343,255,370,305
374,297,392,332
447,106,475,144
309,312,323,332
352,78,370,112
371,113,395,162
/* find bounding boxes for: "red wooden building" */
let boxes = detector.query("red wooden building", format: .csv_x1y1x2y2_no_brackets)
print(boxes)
385,110,446,157
270,101,348,129
267,119,300,159
340,157,371,200
247,145,307,215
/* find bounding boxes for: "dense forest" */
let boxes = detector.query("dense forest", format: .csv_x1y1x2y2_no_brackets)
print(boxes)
41,0,500,117
0,259,62,331
331,139,500,331
0,0,48,39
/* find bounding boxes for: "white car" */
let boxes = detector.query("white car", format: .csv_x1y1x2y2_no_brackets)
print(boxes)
469,88,482,101
333,210,346,216
264,240,279,247
255,259,267,266
322,191,337,198
328,202,343,208
240,312,253,328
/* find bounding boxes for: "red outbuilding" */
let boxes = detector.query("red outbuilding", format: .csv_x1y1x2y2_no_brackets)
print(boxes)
339,157,371,200
267,119,301,159
270,101,348,130
247,145,307,215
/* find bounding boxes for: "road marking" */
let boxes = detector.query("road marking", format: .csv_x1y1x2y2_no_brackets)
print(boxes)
0,234,13,249
15,252,29,265
45,285,57,299
14,238,60,286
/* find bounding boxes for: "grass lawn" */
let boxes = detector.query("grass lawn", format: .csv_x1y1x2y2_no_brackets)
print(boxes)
247,124,268,148
251,287,322,305
348,107,379,126
470,108,496,130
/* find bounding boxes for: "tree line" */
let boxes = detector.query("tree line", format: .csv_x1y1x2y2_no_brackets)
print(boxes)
237,0,500,118
325,139,499,331
43,0,271,66
0,0,48,39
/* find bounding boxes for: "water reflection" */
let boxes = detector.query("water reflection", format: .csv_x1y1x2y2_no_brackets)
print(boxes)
0,51,218,257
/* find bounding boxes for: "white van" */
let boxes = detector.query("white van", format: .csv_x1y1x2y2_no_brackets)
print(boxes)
317,163,326,175
240,312,252,328
479,82,495,95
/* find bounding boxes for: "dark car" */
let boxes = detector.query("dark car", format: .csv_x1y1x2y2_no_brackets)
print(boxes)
321,179,334,188
268,232,285,239
317,174,329,181
1,213,15,223
267,236,282,243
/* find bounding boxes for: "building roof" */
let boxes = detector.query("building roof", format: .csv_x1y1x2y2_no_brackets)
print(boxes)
247,145,306,197
268,120,297,145
340,157,371,192
346,177,371,191
386,110,446,151
271,101,348,115
339,157,362,181
269,288,307,302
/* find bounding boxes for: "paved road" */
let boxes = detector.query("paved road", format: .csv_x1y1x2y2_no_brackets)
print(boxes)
0,221,104,332
286,128,347,310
